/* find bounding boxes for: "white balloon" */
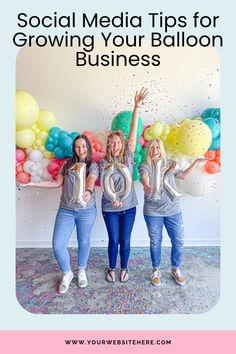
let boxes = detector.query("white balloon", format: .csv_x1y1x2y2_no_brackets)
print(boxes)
30,164,37,172
41,158,50,167
23,160,34,174
176,165,216,197
29,149,43,162
30,175,42,182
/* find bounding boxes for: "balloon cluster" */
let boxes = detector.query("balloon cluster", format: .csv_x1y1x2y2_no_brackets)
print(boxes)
143,120,170,142
45,127,79,159
111,111,143,140
82,130,106,163
16,149,30,184
204,150,221,174
23,150,51,182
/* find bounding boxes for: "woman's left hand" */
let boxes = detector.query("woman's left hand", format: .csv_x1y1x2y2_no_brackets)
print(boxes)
195,157,208,164
134,87,149,107
83,191,92,203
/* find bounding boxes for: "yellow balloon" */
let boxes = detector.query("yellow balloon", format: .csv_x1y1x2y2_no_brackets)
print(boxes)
43,151,54,159
151,122,164,137
37,110,56,131
37,131,48,143
16,129,35,148
176,120,212,157
164,127,179,152
16,90,39,130
144,128,153,141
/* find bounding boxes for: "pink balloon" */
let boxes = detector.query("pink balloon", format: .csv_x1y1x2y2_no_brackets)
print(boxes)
16,165,23,173
93,142,102,151
17,172,30,184
47,161,60,174
16,149,25,162
143,140,148,148
92,151,105,163
83,130,94,142
138,136,145,147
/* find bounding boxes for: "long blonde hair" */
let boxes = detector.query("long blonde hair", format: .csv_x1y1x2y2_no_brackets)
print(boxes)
106,130,126,163
145,138,167,169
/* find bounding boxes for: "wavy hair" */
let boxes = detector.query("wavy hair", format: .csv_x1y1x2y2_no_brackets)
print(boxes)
62,135,92,176
105,130,127,163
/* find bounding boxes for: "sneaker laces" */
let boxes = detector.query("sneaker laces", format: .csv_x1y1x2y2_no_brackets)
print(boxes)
152,269,161,278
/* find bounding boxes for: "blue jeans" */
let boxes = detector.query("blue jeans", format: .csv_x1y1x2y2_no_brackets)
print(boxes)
52,206,97,273
103,207,136,269
144,213,184,268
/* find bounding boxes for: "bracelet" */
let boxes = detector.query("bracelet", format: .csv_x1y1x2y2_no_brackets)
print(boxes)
86,189,93,196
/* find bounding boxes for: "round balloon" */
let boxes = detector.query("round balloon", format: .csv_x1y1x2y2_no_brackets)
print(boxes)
111,111,143,140
176,120,212,157
36,110,56,131
209,135,220,150
16,129,35,148
16,90,39,130
16,149,25,162
202,118,220,139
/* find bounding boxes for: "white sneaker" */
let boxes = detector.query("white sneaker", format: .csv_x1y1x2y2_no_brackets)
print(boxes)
59,270,74,294
78,269,88,288
171,268,185,286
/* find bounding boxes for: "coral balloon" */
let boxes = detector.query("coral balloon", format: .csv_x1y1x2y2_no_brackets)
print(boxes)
16,172,30,184
205,161,220,174
16,149,25,162
36,110,56,131
16,90,39,130
204,150,216,160
214,156,221,165
16,129,35,148
176,120,212,157
82,131,94,142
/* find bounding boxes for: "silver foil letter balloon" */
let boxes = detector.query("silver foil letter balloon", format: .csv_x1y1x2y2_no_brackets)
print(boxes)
70,163,87,208
101,163,132,202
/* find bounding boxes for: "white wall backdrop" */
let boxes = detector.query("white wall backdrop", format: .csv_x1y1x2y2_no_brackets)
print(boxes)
16,43,220,247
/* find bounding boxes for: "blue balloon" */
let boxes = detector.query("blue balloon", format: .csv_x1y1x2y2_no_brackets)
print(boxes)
59,130,68,139
65,146,73,157
49,127,61,135
70,132,80,141
50,132,59,140
203,118,220,139
45,142,55,152
201,108,214,119
209,135,220,150
54,147,66,160
47,136,54,144
211,108,221,121
52,138,59,147
59,135,73,150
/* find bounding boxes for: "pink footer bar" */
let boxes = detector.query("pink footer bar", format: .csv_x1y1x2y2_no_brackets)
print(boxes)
0,331,235,353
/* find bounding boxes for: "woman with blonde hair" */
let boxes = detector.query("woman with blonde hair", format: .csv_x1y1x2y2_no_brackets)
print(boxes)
138,137,205,286
100,88,148,283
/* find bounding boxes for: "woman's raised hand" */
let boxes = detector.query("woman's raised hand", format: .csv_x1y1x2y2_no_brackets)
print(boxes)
134,87,149,107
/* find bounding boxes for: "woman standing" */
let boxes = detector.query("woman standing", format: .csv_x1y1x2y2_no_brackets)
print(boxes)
22,135,98,293
101,88,148,283
138,138,205,286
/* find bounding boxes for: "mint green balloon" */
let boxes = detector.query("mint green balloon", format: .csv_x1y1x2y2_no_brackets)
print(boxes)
111,111,143,140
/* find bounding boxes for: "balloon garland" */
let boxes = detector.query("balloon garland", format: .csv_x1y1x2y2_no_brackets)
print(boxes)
16,90,221,197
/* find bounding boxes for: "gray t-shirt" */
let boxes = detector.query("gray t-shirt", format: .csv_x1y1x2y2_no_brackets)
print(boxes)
59,162,99,211
99,150,138,212
138,162,181,217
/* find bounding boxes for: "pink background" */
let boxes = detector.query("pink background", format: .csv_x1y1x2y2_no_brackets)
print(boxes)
0,331,235,353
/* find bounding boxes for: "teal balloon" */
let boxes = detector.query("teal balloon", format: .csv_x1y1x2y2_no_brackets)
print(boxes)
209,135,220,150
65,146,73,157
70,132,80,140
135,142,142,154
59,135,73,150
111,111,143,140
50,132,59,140
52,138,59,147
47,136,54,144
201,108,214,119
133,165,140,181
45,142,54,152
59,130,68,139
54,147,66,160
211,108,220,121
140,148,147,163
203,118,220,139
49,127,61,135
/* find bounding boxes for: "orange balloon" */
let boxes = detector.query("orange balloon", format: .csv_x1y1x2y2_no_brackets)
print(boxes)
214,156,221,165
216,149,221,157
205,161,220,174
205,150,216,160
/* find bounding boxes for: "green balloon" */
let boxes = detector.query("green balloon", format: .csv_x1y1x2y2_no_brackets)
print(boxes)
111,111,143,140
133,165,140,181
135,142,142,154
140,148,147,163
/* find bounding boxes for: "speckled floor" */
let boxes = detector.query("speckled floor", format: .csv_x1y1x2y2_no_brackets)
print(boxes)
16,247,220,314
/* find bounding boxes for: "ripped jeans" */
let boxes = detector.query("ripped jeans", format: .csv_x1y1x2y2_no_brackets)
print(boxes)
144,213,184,268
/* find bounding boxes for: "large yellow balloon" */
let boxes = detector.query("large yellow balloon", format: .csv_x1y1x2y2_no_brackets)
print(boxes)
16,129,35,148
36,110,56,131
176,120,212,157
16,90,39,130
164,127,179,152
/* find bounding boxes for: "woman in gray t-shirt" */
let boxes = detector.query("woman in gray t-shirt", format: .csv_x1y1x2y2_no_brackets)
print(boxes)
23,135,98,293
138,138,205,287
100,88,149,283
